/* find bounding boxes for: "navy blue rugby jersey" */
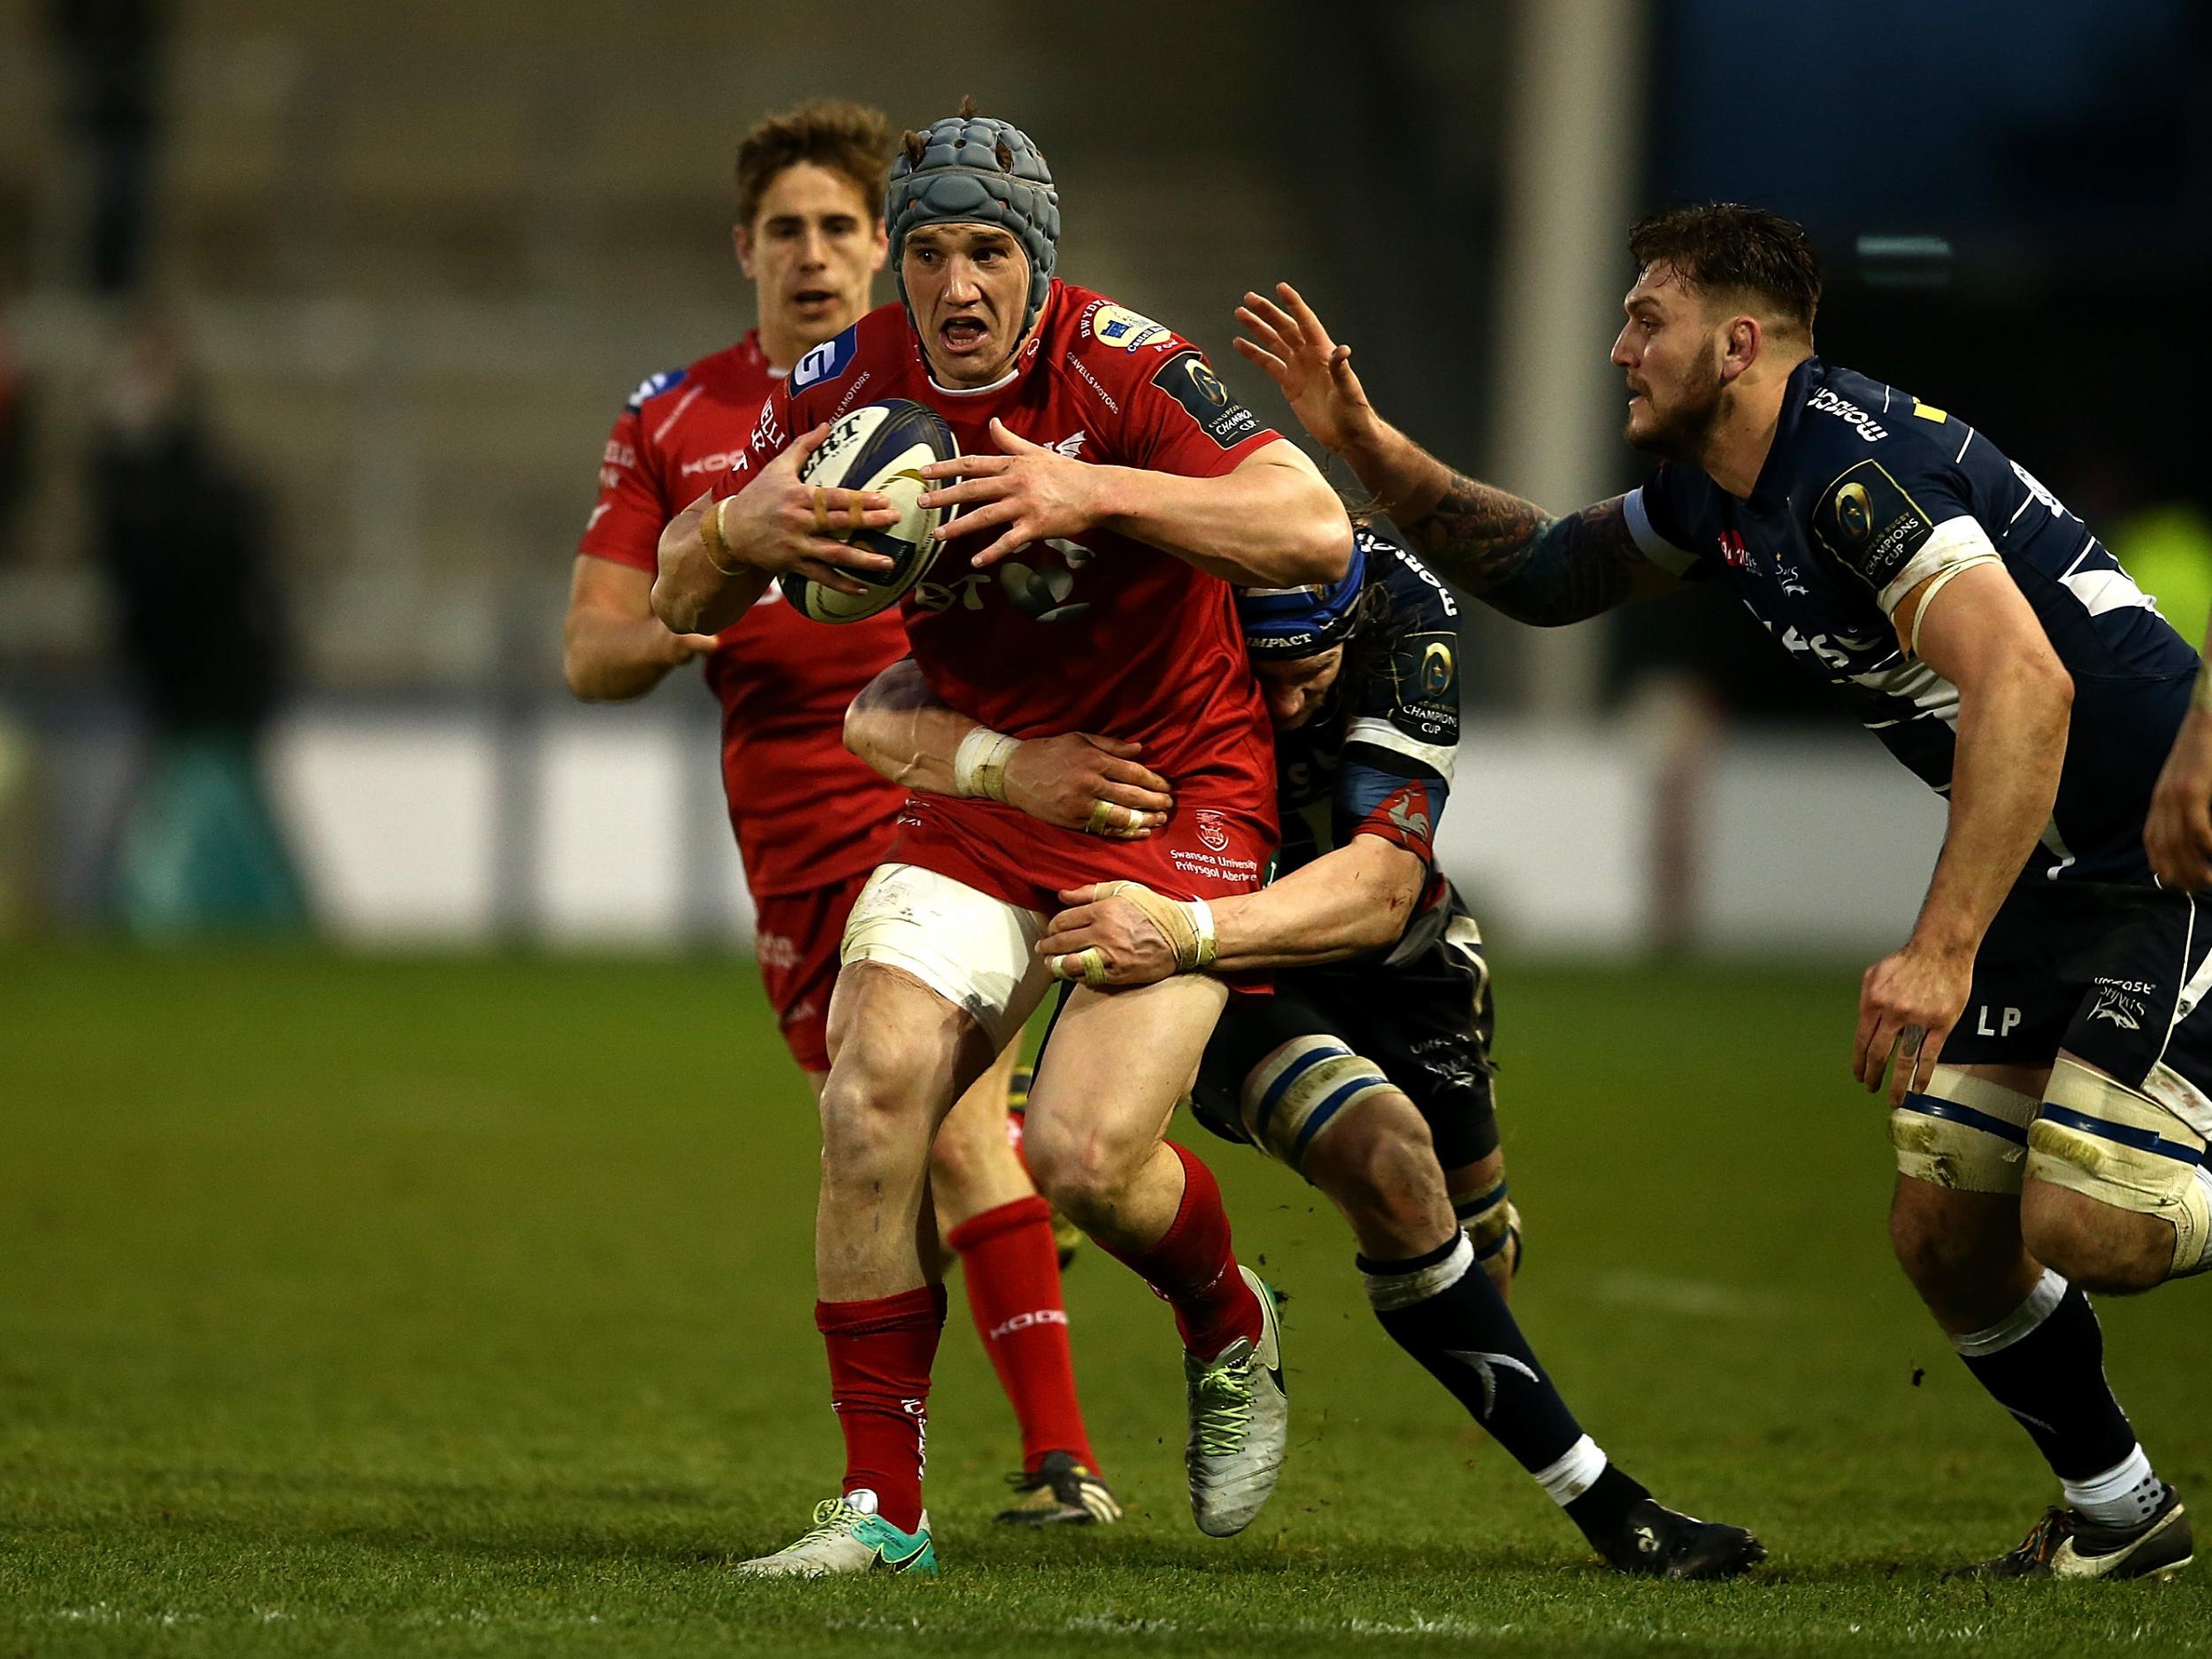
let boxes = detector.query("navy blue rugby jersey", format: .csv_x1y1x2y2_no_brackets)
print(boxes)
1624,357,2198,886
1274,526,1465,963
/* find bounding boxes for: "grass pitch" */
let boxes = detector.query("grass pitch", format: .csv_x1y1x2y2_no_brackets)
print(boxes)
2,947,2205,1657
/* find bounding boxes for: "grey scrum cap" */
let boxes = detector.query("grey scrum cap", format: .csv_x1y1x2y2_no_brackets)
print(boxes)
887,107,1060,340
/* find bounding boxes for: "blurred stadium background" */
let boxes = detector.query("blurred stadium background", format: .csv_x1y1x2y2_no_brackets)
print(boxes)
4,0,2201,956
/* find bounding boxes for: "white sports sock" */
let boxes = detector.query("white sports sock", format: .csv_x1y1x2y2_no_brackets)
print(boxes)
1532,1433,1608,1508
2063,1444,2165,1529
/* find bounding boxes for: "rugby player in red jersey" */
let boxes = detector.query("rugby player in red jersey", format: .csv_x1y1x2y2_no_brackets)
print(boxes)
655,101,1352,1576
562,98,1118,1531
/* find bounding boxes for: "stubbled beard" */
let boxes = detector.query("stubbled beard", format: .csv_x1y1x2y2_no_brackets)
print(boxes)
1625,356,1726,464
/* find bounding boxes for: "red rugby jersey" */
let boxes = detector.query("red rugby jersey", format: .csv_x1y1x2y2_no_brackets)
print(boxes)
710,282,1283,889
577,332,911,897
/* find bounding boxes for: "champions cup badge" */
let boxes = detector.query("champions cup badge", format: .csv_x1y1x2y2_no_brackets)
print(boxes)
1835,481,1872,541
1419,640,1455,695
1194,810,1230,853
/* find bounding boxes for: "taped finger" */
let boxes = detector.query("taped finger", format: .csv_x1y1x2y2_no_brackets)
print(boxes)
1048,948,1110,986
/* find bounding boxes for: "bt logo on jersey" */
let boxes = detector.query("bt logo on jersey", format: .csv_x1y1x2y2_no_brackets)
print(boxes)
910,540,1098,624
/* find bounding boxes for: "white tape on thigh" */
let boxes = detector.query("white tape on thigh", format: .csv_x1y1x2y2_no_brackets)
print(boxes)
1888,1065,2037,1194
1240,1036,1396,1172
2032,1058,2211,1275
840,863,1048,1053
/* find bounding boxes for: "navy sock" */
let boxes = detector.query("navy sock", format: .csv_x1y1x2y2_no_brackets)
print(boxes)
1954,1271,2138,1482
1360,1233,1617,1501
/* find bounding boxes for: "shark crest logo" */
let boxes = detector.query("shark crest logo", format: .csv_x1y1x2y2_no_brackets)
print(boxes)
1445,1349,1539,1417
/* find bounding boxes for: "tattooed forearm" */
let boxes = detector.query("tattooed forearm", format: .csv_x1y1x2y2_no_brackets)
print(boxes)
1403,478,1646,626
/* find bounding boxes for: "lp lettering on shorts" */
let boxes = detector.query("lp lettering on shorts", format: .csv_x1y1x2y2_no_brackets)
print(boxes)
1975,1004,2023,1038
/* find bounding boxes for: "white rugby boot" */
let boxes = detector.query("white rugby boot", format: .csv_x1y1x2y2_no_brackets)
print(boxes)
1184,1265,1288,1536
729,1492,937,1578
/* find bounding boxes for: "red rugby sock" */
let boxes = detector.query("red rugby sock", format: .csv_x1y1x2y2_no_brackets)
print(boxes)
816,1284,947,1532
1102,1142,1263,1358
950,1195,1098,1475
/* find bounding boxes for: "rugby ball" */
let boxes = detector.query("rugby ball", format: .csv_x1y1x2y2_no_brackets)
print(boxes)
779,399,958,624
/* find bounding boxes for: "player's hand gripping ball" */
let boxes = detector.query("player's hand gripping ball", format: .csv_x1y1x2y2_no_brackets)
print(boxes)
780,400,960,623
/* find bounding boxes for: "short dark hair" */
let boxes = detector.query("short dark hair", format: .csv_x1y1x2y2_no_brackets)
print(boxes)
1627,204,1822,335
734,99,894,229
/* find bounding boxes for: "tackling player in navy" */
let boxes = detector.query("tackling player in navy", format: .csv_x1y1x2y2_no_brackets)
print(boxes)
1234,204,2204,1582
845,523,1767,1578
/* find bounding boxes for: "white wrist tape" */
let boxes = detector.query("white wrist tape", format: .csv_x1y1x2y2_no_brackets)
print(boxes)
1090,880,1217,972
952,726,1019,803
1182,896,1219,971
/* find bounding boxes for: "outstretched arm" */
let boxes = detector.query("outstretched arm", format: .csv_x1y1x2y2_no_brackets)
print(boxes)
843,658,1175,839
918,420,1350,588
1035,833,1425,987
1235,282,1679,624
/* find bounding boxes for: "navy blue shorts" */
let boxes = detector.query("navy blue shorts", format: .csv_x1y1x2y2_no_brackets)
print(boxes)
1189,898,1501,1171
1943,879,2212,1107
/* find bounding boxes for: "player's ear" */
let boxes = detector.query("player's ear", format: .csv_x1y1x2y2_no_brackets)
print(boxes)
733,223,756,280
1720,313,1763,383
868,219,888,275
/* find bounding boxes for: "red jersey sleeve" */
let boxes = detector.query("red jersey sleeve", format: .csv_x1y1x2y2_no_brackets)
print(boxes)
1116,339,1281,479
576,403,667,573
707,321,869,503
709,378,797,505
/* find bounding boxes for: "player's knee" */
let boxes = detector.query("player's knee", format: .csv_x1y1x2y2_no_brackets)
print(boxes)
925,1121,981,1197
1885,1067,2039,1293
1235,1035,1399,1179
925,1102,1017,1202
1018,1114,1147,1224
2019,1181,2167,1294
2022,1056,2211,1288
1886,1182,2007,1295
818,1029,930,1179
1303,1097,1444,1250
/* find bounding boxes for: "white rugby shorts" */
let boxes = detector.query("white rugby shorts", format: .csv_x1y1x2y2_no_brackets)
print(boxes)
839,862,1054,1053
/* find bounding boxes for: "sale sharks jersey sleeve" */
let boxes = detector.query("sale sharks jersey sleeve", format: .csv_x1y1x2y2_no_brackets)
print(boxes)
1622,357,2199,886
1271,527,1466,964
